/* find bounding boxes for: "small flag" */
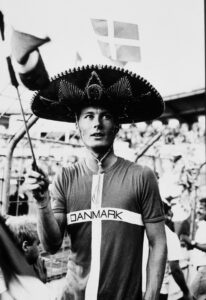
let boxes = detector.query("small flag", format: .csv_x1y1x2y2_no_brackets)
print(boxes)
11,29,50,64
11,29,50,90
91,18,141,64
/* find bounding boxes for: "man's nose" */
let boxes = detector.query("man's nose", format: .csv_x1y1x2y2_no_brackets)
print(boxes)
93,116,102,128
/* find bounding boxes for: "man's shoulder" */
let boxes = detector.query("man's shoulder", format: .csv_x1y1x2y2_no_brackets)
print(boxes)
53,159,86,182
118,157,153,175
61,159,85,173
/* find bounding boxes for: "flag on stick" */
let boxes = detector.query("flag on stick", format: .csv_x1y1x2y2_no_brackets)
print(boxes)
11,29,50,90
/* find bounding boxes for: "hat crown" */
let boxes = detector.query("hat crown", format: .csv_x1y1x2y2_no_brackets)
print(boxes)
86,84,103,101
85,71,104,101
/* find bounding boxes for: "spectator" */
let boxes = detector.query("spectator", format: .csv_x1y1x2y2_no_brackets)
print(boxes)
181,197,206,300
143,201,192,300
5,215,47,283
161,201,192,300
0,215,49,300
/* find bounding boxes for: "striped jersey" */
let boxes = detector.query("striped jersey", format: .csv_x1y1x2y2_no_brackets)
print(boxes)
51,157,164,300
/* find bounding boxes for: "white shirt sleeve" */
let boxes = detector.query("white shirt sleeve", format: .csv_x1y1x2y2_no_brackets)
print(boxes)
166,226,183,261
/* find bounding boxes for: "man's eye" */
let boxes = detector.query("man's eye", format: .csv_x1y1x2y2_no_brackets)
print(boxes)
102,114,112,120
85,114,93,119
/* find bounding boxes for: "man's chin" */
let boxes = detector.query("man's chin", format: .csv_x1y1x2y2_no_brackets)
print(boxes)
88,143,112,153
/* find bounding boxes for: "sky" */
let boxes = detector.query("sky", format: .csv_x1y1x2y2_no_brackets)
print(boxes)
0,0,205,117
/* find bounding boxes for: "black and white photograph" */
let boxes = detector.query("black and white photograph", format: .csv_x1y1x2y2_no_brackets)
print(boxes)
0,0,205,299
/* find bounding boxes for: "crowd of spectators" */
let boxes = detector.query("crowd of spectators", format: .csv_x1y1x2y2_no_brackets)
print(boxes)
0,117,204,184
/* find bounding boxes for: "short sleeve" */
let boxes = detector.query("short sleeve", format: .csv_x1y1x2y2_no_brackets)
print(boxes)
140,166,165,223
50,167,67,213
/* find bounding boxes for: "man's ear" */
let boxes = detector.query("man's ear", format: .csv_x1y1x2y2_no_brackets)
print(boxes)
75,121,79,130
75,115,79,130
22,240,29,252
75,118,83,139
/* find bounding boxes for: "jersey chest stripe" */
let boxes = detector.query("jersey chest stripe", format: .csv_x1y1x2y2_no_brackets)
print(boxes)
85,174,104,300
67,208,144,226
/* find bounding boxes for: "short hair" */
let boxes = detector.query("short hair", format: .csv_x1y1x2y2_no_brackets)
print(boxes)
6,215,38,249
75,104,119,124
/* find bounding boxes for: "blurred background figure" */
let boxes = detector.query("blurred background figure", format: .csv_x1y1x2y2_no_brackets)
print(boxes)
161,201,193,300
5,215,47,283
0,215,49,300
181,198,206,300
143,199,193,300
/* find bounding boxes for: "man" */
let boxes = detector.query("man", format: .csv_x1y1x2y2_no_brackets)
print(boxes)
181,197,206,300
26,65,167,300
0,215,50,300
5,215,47,283
160,201,192,300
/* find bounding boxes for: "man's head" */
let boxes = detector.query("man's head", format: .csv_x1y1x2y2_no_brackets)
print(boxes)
6,216,40,264
197,198,206,221
76,105,119,153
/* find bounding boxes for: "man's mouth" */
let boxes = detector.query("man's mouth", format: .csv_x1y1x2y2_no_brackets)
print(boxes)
91,132,104,137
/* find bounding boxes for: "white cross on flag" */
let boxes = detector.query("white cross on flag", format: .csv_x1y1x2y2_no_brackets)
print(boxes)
91,18,141,64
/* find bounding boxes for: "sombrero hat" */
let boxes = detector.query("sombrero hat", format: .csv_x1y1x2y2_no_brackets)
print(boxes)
31,65,164,124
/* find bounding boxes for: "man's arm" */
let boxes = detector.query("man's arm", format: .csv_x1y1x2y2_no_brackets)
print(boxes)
26,169,66,254
180,234,206,252
144,221,167,300
36,200,66,253
169,260,193,300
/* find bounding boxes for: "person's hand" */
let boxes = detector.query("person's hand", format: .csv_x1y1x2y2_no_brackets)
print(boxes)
25,166,49,204
180,234,195,250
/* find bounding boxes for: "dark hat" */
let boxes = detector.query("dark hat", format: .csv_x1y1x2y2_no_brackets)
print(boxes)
31,65,164,124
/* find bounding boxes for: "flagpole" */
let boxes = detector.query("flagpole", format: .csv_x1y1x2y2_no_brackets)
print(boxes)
16,87,37,167
6,56,38,170
1,12,38,170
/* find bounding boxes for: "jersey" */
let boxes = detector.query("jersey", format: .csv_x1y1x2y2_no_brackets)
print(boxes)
51,156,164,300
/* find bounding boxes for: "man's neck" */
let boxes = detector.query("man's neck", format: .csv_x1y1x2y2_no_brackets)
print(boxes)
85,147,117,173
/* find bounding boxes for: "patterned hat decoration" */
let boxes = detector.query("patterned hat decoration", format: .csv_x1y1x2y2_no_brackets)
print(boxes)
31,65,164,123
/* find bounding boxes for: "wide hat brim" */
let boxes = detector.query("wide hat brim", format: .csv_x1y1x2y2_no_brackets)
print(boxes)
31,65,164,124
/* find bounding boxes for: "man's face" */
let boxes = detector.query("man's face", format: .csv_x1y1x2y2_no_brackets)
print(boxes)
77,106,118,152
197,202,206,221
